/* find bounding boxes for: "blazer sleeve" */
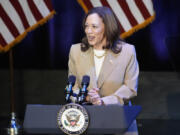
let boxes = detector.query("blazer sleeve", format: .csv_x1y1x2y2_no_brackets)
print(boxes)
68,45,80,91
101,46,139,105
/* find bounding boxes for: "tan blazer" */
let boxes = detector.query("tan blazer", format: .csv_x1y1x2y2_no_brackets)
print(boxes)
68,42,139,105
68,42,139,135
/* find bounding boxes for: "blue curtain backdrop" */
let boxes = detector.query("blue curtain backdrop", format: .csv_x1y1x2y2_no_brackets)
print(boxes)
0,0,180,71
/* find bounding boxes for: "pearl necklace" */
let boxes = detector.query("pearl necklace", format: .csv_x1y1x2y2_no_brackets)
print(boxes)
94,51,107,59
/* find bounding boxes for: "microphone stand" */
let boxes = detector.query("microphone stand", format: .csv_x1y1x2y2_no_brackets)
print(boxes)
78,88,92,105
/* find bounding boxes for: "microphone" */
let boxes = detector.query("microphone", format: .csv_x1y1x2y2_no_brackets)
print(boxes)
65,75,76,103
79,75,90,104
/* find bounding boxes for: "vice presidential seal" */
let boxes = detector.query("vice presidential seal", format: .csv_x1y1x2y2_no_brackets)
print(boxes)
57,103,89,135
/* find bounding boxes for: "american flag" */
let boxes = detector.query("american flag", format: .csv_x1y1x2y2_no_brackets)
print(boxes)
0,0,55,53
77,0,155,38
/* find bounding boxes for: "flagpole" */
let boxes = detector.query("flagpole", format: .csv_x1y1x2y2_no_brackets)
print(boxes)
9,49,15,113
7,49,21,135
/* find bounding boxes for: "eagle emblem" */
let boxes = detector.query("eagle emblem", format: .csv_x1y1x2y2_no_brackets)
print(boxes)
65,114,80,127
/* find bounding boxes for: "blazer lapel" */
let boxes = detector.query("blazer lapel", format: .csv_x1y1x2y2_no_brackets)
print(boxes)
82,47,97,89
97,50,118,88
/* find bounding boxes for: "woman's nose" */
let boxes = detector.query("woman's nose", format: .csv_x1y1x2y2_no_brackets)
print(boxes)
86,27,92,34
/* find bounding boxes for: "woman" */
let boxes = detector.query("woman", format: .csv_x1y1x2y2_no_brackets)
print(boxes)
68,7,139,135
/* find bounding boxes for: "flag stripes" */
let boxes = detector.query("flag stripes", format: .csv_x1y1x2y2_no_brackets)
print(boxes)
0,0,55,52
10,0,30,29
0,18,14,45
44,0,54,11
83,0,93,10
91,0,102,7
28,0,43,21
0,4,20,38
134,0,151,19
77,0,155,38
101,0,126,33
126,0,144,24
117,0,138,27
0,33,7,47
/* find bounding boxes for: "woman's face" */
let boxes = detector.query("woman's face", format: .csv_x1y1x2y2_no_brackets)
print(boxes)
85,13,106,49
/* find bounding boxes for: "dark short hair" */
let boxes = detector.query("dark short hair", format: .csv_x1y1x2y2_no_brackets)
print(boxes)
81,7,123,53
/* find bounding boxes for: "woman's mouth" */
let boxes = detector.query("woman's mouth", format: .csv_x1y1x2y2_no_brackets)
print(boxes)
87,36,95,41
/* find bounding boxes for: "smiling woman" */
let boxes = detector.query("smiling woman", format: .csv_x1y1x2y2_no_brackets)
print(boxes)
68,7,139,135
84,13,106,50
81,7,121,53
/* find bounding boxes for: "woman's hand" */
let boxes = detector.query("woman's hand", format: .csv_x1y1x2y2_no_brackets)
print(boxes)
87,88,103,105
